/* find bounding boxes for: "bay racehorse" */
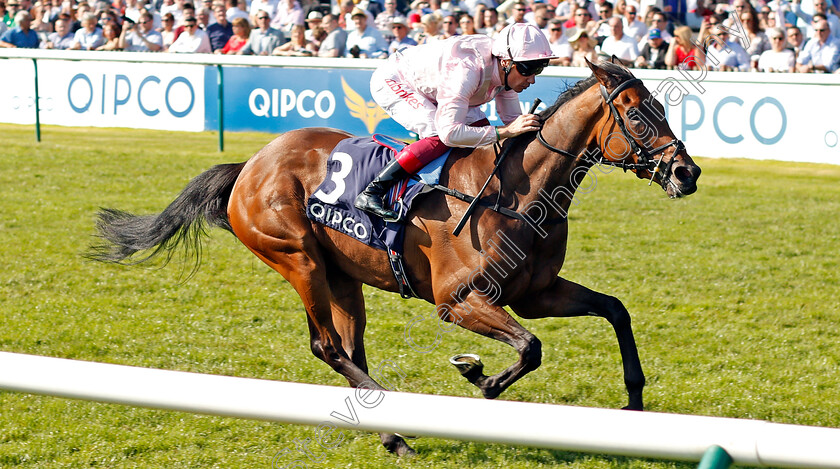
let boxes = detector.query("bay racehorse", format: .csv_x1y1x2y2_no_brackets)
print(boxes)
89,60,700,456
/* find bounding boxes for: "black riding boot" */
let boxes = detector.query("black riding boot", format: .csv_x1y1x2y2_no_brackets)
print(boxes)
354,159,409,221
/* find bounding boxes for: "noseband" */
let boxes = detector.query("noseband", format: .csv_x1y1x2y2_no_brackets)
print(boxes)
537,77,686,190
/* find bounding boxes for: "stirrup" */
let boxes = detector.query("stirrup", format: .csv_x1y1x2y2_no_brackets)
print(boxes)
386,199,405,223
354,192,401,222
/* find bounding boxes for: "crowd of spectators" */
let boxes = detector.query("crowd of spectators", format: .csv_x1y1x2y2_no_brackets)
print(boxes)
1,0,837,72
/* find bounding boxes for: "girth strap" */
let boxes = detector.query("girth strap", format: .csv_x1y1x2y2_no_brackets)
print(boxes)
388,249,419,299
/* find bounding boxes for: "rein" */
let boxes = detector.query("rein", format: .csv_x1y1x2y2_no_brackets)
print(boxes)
536,77,685,190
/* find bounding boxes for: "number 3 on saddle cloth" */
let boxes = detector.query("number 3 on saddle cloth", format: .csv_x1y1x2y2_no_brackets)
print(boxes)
306,135,452,299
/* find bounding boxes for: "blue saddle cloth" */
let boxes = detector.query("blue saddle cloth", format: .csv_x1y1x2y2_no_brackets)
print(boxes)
306,135,451,253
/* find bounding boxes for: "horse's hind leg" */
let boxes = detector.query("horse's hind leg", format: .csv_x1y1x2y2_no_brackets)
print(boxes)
444,292,543,400
509,276,645,411
325,269,415,457
261,250,411,455
326,266,368,373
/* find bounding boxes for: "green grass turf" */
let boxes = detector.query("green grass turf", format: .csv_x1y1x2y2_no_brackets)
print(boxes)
0,124,838,468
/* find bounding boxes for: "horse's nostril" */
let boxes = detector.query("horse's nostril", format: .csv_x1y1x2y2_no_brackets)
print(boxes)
674,165,693,183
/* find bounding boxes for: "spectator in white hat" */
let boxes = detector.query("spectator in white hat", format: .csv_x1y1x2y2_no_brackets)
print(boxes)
388,15,416,54
305,10,322,42
345,6,388,57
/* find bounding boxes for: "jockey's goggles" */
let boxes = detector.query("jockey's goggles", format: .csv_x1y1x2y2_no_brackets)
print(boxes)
514,59,550,77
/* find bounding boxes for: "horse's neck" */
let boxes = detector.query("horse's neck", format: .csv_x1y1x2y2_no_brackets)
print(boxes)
511,86,606,213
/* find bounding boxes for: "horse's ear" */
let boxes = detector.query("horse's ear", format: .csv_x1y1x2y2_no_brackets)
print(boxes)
586,58,623,90
610,55,620,64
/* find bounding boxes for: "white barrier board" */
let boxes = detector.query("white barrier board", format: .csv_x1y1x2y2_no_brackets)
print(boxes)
1,59,205,132
2,52,839,165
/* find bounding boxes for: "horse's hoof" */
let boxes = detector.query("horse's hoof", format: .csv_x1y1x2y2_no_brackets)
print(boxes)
397,445,418,458
449,353,484,376
392,438,416,457
381,432,416,457
622,404,644,411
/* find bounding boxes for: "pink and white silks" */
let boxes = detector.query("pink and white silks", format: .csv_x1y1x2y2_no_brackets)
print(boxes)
369,35,522,173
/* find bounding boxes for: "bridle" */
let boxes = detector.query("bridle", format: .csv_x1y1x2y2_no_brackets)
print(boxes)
537,77,685,190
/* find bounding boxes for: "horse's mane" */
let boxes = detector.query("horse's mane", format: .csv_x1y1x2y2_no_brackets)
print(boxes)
539,62,634,120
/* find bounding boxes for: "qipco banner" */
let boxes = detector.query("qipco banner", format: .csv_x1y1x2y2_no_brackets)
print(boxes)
0,59,204,131
205,67,407,137
203,66,576,139
2,56,838,165
639,74,837,165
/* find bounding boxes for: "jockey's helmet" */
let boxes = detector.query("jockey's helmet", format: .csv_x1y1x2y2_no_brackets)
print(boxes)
492,23,556,90
492,23,557,67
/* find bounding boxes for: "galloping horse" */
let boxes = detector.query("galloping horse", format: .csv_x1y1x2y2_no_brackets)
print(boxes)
90,61,700,456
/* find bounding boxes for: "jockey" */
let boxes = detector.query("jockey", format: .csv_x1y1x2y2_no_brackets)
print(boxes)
355,23,557,221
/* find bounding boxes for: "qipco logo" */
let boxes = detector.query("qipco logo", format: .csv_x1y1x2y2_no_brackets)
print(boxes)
67,73,195,117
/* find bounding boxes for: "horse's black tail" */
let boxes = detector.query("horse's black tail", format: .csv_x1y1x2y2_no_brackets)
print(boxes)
87,161,247,269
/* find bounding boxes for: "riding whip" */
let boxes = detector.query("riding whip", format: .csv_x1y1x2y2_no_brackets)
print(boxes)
453,98,541,237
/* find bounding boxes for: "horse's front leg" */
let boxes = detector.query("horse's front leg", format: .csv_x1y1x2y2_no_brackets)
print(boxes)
443,292,542,399
509,276,645,411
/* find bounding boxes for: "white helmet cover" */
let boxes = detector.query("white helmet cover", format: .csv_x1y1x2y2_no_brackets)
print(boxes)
492,23,558,62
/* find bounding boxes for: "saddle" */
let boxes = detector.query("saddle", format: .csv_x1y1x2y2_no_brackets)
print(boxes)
306,135,452,298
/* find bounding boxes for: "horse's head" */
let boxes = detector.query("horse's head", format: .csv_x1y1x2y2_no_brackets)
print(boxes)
586,59,701,198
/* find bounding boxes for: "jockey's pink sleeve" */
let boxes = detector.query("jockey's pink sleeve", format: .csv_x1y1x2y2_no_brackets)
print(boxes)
434,62,495,147
495,92,522,126
390,36,523,147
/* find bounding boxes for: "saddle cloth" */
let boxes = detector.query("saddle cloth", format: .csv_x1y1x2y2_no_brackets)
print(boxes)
306,135,451,253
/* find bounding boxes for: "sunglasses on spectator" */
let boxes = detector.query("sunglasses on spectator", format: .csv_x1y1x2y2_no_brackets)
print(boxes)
627,11,636,15
258,15,269,19
514,59,550,76
770,36,784,40
550,27,561,31
815,28,828,31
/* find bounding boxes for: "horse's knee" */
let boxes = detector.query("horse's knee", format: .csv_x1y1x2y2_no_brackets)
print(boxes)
521,335,542,371
602,296,632,329
310,339,326,361
310,339,343,365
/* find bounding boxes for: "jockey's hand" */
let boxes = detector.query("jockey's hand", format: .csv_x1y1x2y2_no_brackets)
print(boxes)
497,114,542,140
